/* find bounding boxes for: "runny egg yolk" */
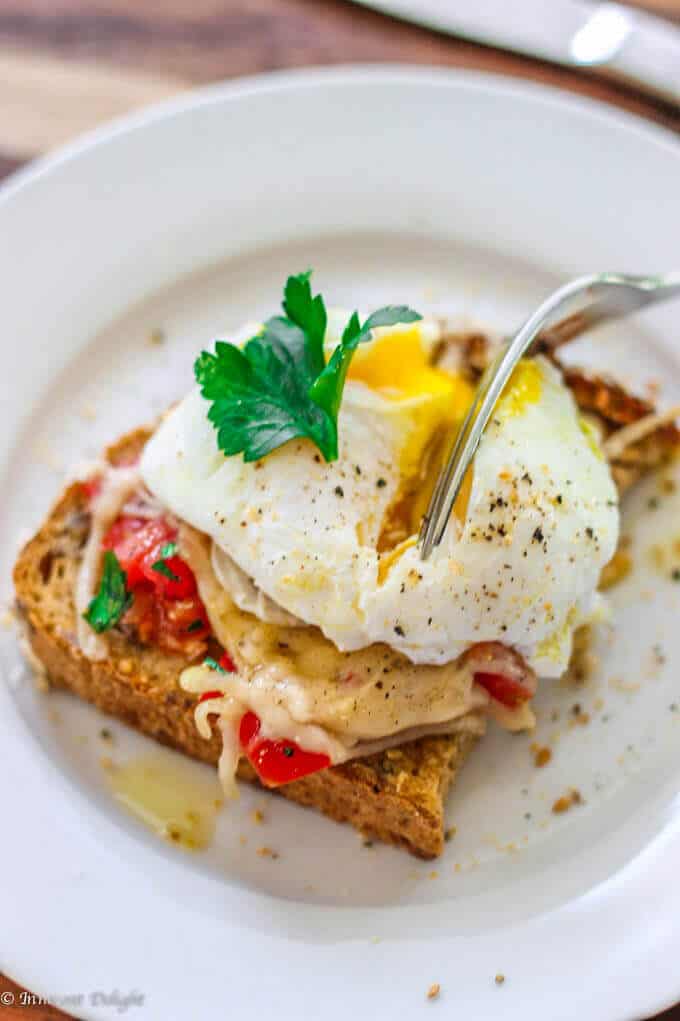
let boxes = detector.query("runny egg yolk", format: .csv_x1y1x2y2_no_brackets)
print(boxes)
348,326,461,402
348,326,475,553
349,329,546,563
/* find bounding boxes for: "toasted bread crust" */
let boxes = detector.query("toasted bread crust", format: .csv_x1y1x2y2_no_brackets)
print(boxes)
13,428,477,858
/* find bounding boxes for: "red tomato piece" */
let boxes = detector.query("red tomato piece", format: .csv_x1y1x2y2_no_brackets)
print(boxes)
103,516,173,590
199,690,223,703
238,711,331,787
239,711,261,746
218,651,236,673
145,555,197,600
100,513,210,653
474,671,533,709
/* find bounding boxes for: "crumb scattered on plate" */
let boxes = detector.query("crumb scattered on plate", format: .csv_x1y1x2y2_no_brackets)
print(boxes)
426,983,440,1000
257,845,280,860
147,327,165,345
531,743,552,768
552,789,582,814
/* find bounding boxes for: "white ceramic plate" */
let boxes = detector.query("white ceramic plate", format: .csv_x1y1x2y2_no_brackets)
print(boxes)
1,67,679,1021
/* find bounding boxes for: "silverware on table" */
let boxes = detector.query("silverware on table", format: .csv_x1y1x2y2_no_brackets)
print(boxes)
352,0,680,108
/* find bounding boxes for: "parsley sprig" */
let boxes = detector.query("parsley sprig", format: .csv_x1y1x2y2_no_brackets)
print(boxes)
83,550,133,634
194,272,421,462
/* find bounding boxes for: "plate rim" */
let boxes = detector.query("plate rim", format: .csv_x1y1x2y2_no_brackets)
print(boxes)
2,63,680,207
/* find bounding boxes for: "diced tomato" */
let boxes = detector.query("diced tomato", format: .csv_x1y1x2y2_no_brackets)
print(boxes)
102,515,198,597
101,513,210,654
218,651,236,673
238,711,331,787
161,596,209,635
199,690,223,704
239,711,261,746
102,516,168,587
150,555,197,600
474,671,533,709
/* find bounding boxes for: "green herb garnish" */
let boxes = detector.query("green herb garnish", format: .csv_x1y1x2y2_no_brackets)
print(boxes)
151,541,180,581
194,271,421,463
204,657,226,674
83,551,133,633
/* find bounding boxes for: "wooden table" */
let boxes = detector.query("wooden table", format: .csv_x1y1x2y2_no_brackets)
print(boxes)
0,1,678,1018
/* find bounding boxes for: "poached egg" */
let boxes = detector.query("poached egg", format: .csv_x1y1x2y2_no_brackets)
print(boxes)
141,317,619,677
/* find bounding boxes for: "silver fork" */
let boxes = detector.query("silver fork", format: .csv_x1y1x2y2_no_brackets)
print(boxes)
418,271,680,561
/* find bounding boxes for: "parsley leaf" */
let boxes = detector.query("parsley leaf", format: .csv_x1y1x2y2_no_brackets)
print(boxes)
194,272,421,463
282,270,326,378
152,560,180,582
194,333,337,461
83,551,133,634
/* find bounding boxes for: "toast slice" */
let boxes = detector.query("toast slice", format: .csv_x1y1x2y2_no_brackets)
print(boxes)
13,338,679,859
13,428,482,858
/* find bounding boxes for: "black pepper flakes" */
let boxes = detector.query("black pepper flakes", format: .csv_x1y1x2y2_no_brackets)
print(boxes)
376,478,387,488
394,624,405,637
531,526,544,544
334,486,344,498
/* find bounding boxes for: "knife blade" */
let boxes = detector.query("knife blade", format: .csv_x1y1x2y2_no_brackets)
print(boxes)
351,0,680,107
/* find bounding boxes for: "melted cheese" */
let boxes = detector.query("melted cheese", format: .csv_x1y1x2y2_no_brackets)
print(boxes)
178,524,490,754
75,464,140,660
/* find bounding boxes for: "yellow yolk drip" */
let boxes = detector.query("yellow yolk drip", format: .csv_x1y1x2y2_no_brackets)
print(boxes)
377,535,417,584
351,326,475,558
498,359,542,418
579,416,605,460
